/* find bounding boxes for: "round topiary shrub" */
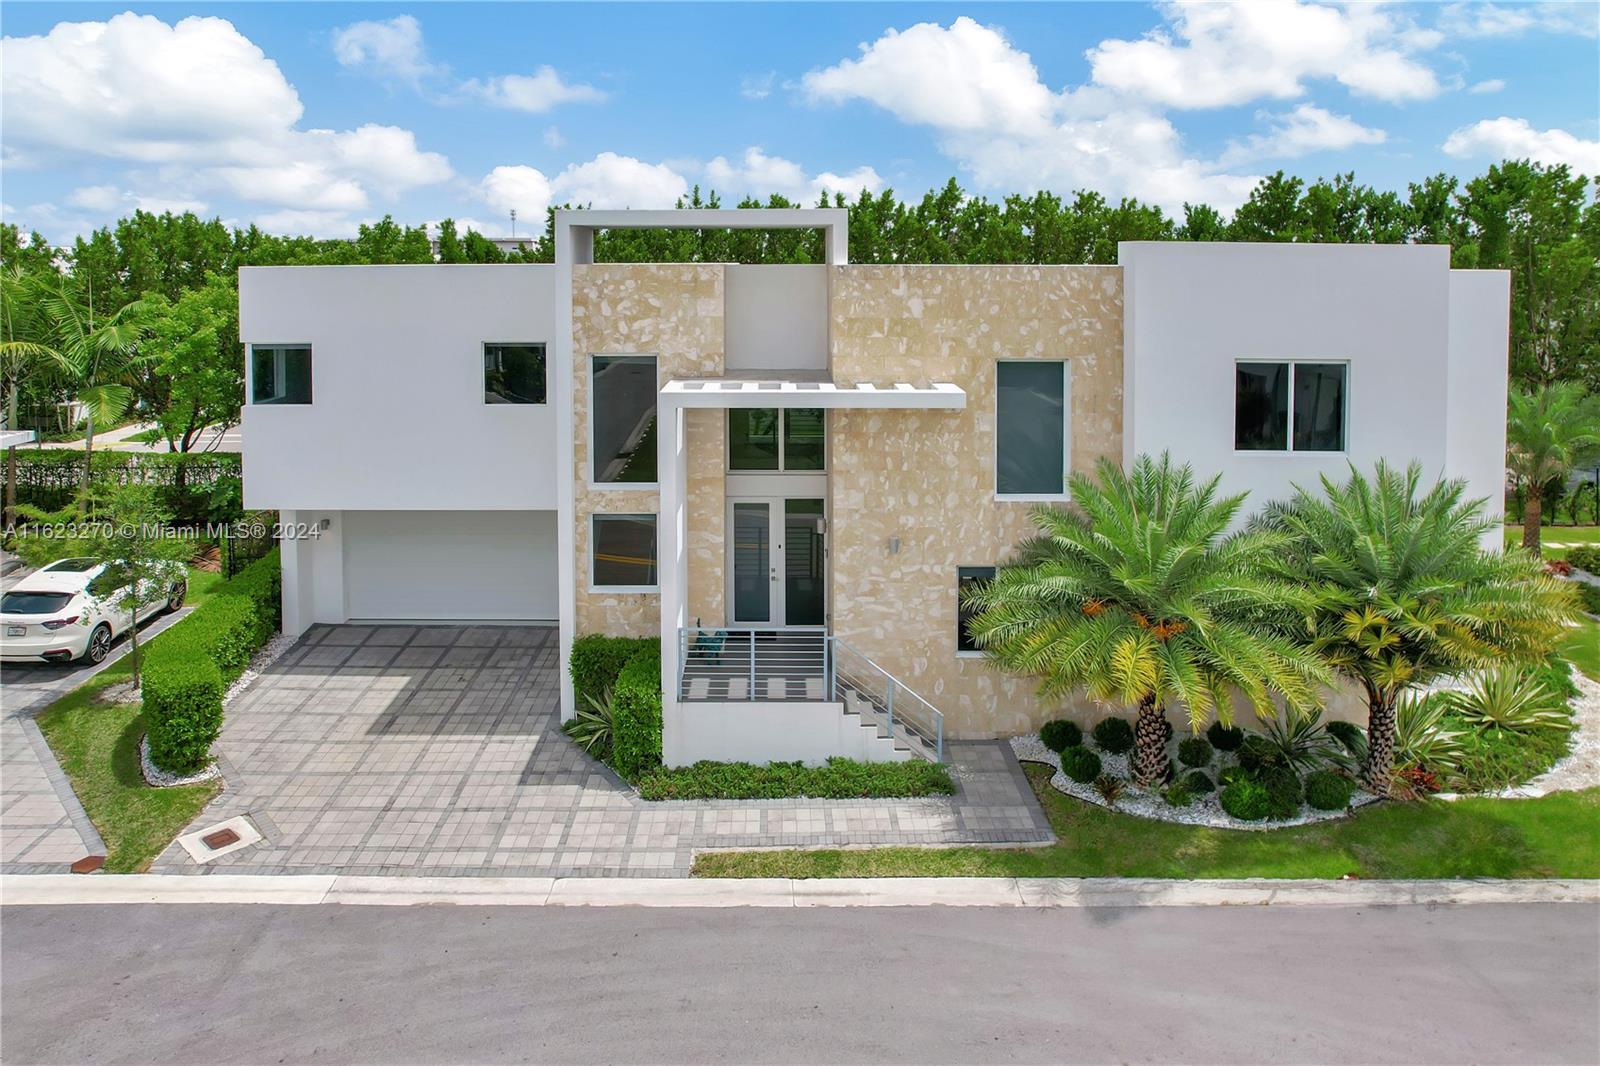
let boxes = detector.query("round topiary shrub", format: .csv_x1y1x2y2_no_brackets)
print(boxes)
1304,770,1354,812
1162,782,1194,808
1206,720,1244,752
1039,719,1083,753
1217,765,1250,788
1182,769,1215,794
1219,777,1270,821
1092,716,1135,755
1177,736,1213,768
1059,746,1102,784
1258,766,1304,820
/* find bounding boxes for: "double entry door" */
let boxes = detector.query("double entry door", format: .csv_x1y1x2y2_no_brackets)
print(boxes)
728,497,825,627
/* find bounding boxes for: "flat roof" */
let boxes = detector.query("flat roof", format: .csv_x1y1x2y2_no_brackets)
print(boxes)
555,208,846,231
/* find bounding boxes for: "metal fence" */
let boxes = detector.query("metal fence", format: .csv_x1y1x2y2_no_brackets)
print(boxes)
223,510,278,578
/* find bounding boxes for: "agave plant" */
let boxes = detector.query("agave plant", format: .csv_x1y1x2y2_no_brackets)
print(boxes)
1444,668,1572,736
1393,691,1468,773
563,689,615,757
1257,707,1344,773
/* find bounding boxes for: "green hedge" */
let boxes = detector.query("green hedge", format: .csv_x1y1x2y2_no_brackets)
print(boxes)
570,633,657,705
636,757,956,801
142,551,281,775
10,449,243,521
611,644,664,780
1566,546,1600,573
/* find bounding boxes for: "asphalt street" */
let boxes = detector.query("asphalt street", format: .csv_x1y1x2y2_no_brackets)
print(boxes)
2,901,1596,1064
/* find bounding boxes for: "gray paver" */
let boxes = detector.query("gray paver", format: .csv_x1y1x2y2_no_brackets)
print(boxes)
149,623,1053,877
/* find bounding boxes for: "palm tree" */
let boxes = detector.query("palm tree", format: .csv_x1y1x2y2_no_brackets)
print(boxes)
1257,462,1578,794
1506,383,1598,556
965,454,1330,788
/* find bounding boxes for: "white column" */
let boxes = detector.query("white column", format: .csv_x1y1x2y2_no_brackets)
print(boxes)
276,508,310,637
657,397,689,762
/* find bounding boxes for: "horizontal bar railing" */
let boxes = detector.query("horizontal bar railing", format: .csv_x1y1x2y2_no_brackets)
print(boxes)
827,638,945,762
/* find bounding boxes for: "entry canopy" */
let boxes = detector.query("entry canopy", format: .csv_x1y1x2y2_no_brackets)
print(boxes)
660,378,965,410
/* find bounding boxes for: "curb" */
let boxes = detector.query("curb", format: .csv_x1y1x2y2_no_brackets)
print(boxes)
4,875,1596,909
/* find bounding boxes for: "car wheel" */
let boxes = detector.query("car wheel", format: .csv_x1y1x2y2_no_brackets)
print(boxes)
167,581,187,612
82,624,112,665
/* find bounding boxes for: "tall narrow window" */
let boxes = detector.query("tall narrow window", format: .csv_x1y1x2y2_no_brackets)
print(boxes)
726,408,825,471
484,343,546,404
591,355,657,483
250,345,313,405
1235,361,1347,452
957,566,997,653
996,361,1068,497
591,514,657,589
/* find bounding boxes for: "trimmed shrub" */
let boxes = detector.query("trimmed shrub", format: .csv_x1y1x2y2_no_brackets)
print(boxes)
1305,770,1354,811
1177,736,1213,768
636,758,954,801
1182,769,1215,794
1039,719,1083,752
1091,716,1134,755
610,645,664,780
1162,782,1194,808
1059,746,1102,784
570,634,657,706
1258,766,1304,820
1206,721,1244,752
1219,777,1271,821
1579,583,1600,616
141,656,225,775
1217,765,1251,788
1566,545,1600,574
1237,734,1287,773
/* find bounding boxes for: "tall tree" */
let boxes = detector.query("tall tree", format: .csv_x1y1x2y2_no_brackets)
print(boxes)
1506,383,1600,554
1257,462,1577,794
142,274,244,453
966,454,1328,787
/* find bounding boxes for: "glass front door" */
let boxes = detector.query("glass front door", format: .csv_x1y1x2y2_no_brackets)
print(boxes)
727,497,825,627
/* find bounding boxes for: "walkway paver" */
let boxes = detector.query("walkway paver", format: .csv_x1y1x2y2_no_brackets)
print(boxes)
152,624,1051,877
1,705,103,873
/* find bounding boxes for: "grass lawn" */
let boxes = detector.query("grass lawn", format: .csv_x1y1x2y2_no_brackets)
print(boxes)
693,764,1600,880
1562,617,1600,681
31,564,226,873
1505,523,1600,559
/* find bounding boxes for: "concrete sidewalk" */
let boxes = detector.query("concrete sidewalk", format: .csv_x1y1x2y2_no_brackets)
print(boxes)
6,873,1596,908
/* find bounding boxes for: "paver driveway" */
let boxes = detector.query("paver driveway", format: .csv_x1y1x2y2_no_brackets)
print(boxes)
153,624,1052,877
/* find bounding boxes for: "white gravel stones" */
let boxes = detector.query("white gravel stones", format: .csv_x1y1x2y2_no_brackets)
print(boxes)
1010,732,1379,831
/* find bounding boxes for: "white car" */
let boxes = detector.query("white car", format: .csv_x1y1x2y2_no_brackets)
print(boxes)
0,558,187,665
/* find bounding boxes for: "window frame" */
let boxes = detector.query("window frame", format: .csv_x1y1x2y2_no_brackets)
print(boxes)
248,343,314,406
483,341,548,405
1232,359,1351,456
588,353,660,490
588,513,659,593
956,565,997,657
725,407,827,473
994,359,1071,501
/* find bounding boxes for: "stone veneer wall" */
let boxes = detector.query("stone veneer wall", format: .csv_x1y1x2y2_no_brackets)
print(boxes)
572,264,726,636
828,265,1125,739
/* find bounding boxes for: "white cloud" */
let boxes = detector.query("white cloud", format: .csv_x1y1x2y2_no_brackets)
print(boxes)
67,185,123,212
1442,117,1600,172
801,17,1263,212
1468,78,1507,94
480,153,688,217
331,15,438,85
543,126,566,149
1,13,453,235
705,147,883,203
1086,1,1442,108
480,165,554,217
1218,104,1386,166
251,209,362,239
463,66,607,113
740,72,776,100
1438,2,1599,39
67,184,208,215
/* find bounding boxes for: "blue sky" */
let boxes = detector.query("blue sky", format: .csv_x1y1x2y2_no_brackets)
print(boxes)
3,2,1597,242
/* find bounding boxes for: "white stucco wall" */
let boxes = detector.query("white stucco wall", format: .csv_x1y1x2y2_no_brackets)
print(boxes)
1120,241,1460,513
240,264,558,511
1446,269,1513,547
724,265,828,372
663,700,911,766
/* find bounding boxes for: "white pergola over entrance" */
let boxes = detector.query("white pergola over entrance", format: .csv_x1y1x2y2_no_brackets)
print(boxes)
656,377,967,708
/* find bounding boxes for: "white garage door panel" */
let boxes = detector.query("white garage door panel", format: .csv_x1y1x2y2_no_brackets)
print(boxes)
343,511,557,620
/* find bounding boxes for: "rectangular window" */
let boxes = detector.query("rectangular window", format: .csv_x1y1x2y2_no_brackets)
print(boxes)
957,566,996,653
726,408,825,471
1235,361,1347,453
591,355,658,483
484,343,546,404
996,361,1068,497
591,514,657,589
250,345,312,405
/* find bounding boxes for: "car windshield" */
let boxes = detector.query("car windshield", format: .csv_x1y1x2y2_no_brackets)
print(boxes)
41,558,98,573
2,591,74,615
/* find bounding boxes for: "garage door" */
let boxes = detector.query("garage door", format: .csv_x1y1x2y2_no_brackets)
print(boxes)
343,510,557,621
